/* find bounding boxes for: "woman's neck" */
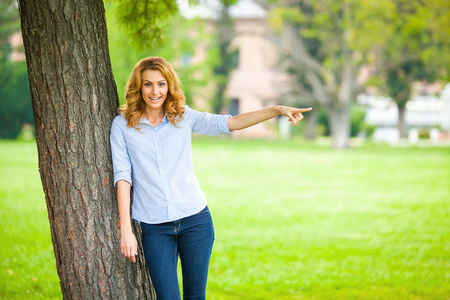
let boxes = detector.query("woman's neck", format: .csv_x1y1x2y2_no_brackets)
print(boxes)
142,108,165,124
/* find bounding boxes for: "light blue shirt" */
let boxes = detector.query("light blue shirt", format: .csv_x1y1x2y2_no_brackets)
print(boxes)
110,106,231,224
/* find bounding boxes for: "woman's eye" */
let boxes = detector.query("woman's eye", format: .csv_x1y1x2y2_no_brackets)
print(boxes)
144,83,151,87
159,83,166,87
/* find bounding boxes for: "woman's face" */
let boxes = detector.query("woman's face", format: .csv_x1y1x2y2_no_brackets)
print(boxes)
141,69,169,112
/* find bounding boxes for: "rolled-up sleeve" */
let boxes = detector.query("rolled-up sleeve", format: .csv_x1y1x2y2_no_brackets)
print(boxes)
185,106,232,135
110,116,133,186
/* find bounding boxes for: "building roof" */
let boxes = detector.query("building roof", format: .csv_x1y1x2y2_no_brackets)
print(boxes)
178,0,267,19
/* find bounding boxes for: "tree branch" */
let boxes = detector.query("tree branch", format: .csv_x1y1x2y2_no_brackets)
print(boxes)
282,23,326,75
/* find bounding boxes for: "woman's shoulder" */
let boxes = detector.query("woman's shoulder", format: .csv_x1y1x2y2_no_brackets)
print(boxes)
111,114,127,128
183,105,204,117
182,105,193,119
184,105,192,113
113,114,126,122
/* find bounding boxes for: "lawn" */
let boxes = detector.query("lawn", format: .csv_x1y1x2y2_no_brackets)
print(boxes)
0,138,449,299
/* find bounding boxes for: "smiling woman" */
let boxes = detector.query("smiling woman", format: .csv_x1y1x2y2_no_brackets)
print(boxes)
110,56,312,299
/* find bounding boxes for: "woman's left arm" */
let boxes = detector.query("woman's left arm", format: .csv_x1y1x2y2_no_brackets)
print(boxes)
227,106,312,131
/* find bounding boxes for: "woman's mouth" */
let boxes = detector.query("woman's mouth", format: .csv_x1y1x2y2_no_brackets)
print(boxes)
150,97,161,102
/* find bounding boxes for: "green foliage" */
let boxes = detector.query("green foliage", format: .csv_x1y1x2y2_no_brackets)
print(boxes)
0,0,33,139
268,0,376,148
350,105,366,137
105,0,180,49
316,109,330,136
270,0,448,144
1,139,450,299
0,59,34,139
0,0,20,58
349,105,377,138
418,128,430,139
365,0,450,102
359,122,376,138
269,6,304,32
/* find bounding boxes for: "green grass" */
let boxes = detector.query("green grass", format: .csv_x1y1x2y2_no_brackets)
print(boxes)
0,141,60,299
1,138,449,299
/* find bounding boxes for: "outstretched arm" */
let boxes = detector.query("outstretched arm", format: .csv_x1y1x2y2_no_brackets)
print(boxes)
227,106,312,131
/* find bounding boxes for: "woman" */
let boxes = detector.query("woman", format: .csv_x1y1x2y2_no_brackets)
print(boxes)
110,57,311,299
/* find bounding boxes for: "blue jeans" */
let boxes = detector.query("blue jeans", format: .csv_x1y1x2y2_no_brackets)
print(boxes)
140,206,215,300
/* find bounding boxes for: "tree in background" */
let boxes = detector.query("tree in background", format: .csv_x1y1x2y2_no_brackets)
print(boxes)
0,0,33,139
368,0,450,138
212,0,238,113
269,0,450,145
269,0,368,148
277,57,319,139
271,8,322,140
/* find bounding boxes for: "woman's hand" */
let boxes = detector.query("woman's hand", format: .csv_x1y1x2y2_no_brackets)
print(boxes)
121,229,138,263
278,106,312,126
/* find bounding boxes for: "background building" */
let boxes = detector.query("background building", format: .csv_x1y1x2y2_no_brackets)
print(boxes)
359,83,450,143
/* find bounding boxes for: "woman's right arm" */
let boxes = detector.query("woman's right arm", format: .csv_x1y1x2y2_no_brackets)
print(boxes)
117,180,137,263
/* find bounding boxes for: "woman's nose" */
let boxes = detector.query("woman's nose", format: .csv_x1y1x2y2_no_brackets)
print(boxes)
151,87,160,95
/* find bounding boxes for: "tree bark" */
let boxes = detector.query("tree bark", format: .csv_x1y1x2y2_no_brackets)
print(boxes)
397,104,407,139
328,104,351,149
304,108,317,140
387,68,412,141
18,1,154,298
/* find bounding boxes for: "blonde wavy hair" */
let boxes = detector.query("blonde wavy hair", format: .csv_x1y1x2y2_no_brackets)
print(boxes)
120,57,186,130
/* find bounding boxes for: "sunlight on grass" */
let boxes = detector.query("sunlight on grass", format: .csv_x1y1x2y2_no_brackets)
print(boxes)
0,138,449,299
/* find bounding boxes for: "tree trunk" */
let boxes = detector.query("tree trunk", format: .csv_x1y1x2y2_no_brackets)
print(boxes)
397,103,407,139
18,1,154,298
213,0,234,114
304,108,317,140
328,105,351,149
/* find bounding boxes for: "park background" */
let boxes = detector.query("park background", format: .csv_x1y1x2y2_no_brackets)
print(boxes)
1,0,449,299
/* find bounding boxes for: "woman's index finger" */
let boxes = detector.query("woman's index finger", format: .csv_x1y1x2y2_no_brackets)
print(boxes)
297,107,313,112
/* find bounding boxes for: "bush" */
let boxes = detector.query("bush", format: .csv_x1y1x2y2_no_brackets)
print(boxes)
359,122,377,137
350,105,366,137
0,59,34,139
418,128,430,139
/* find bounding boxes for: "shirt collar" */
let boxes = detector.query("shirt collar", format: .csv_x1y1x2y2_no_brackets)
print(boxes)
140,113,168,126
